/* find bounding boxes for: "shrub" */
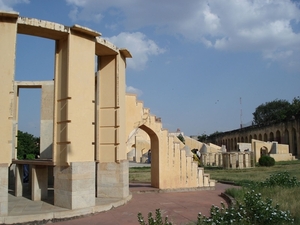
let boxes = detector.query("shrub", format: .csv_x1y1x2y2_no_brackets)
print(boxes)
258,171,299,188
198,190,294,225
259,155,275,167
138,209,172,225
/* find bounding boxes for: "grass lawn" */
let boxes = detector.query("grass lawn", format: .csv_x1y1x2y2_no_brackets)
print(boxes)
129,160,300,223
206,159,300,184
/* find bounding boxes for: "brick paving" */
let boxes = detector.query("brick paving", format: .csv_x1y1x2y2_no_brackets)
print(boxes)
52,183,236,225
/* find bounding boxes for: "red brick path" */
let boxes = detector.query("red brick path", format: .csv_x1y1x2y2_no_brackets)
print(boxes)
53,183,236,225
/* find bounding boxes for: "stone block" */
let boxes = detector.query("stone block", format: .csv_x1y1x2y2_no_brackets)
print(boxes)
197,168,204,187
96,161,129,198
0,165,8,215
203,175,209,187
54,161,95,209
31,165,48,201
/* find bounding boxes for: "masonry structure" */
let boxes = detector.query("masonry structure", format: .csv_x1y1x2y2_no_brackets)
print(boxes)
208,119,300,158
0,11,131,215
0,12,216,221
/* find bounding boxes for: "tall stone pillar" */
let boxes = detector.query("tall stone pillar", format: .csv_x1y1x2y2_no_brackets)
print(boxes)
53,26,99,209
0,12,18,215
96,50,130,198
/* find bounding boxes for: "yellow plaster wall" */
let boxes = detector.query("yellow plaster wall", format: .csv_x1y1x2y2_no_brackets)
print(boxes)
125,94,215,189
117,53,127,161
67,30,95,163
252,139,294,162
0,13,18,165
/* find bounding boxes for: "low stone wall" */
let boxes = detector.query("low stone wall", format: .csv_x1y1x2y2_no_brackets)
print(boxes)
201,152,254,169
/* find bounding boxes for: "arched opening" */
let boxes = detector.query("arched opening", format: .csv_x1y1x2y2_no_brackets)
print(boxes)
245,136,248,143
126,129,150,163
264,133,268,141
234,138,237,150
254,134,257,140
260,146,268,157
284,129,289,145
292,128,297,156
139,124,160,188
269,132,274,142
249,135,252,142
276,130,281,143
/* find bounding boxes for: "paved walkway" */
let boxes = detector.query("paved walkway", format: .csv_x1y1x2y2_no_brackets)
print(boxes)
1,163,237,224
1,183,236,225
52,183,236,225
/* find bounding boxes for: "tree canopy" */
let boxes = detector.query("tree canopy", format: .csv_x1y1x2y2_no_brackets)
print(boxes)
17,130,40,159
197,133,208,143
177,134,185,144
252,97,300,126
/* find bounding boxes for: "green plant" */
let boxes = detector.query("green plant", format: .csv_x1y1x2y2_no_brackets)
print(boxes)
198,190,294,225
257,171,299,188
259,155,275,167
177,134,185,144
138,209,172,225
17,130,40,159
25,154,36,160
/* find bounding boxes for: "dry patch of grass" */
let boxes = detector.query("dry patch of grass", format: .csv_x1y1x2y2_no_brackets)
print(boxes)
129,167,150,182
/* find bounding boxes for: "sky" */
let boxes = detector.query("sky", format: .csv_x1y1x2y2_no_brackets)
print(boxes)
1,0,300,137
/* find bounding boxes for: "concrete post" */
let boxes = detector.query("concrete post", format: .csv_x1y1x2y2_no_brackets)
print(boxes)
40,82,54,159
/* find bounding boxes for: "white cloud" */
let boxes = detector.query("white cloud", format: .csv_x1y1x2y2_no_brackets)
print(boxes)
106,32,165,71
0,0,29,11
126,86,142,96
65,0,300,71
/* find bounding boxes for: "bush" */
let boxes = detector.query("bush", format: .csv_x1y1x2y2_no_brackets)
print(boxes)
259,155,275,167
138,209,172,225
258,171,299,188
198,190,294,225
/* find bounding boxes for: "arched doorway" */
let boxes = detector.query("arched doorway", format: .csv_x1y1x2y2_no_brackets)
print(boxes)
292,128,297,156
270,132,274,141
140,124,160,188
264,133,268,142
276,130,281,143
284,129,289,144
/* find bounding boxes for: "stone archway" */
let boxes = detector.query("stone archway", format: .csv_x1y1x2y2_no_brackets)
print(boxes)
270,132,274,141
125,94,215,190
264,133,268,141
139,124,159,188
276,130,281,143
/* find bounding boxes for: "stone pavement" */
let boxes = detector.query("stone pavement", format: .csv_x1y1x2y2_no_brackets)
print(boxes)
0,182,236,225
52,182,236,225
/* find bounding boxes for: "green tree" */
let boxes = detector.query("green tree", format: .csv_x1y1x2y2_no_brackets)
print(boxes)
177,134,185,144
291,96,300,118
252,99,292,126
16,130,40,159
197,133,207,143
